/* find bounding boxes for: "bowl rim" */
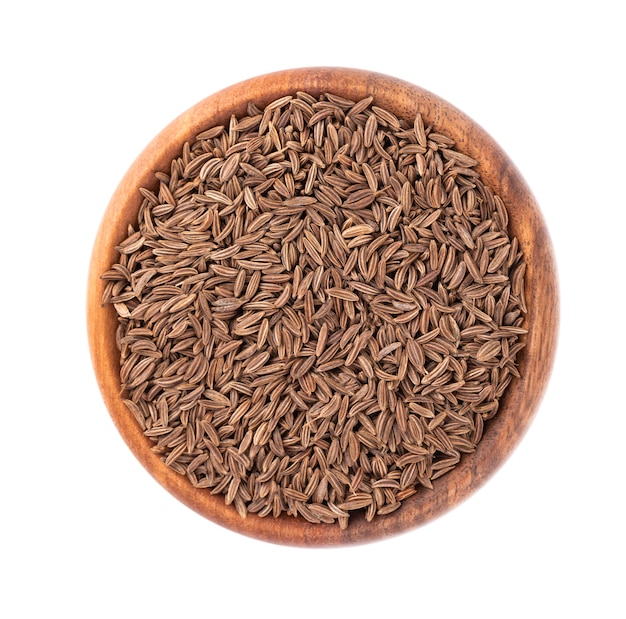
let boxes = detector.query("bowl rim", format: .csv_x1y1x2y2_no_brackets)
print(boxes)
87,66,559,547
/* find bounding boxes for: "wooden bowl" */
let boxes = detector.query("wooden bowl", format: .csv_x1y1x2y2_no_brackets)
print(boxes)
87,67,558,546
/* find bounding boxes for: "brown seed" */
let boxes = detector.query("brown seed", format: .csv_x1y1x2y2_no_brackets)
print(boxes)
476,340,502,362
326,288,359,302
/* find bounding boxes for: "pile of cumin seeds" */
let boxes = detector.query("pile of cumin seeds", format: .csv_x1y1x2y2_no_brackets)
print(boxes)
102,91,527,528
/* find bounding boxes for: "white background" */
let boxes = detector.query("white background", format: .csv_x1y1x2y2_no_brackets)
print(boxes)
2,2,624,617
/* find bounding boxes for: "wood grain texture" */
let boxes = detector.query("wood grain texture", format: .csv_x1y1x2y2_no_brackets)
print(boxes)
87,67,559,546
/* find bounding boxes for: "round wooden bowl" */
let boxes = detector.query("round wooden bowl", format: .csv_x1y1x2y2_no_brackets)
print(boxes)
87,67,558,546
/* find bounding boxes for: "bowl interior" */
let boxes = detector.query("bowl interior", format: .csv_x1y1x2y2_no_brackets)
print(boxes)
87,67,558,546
